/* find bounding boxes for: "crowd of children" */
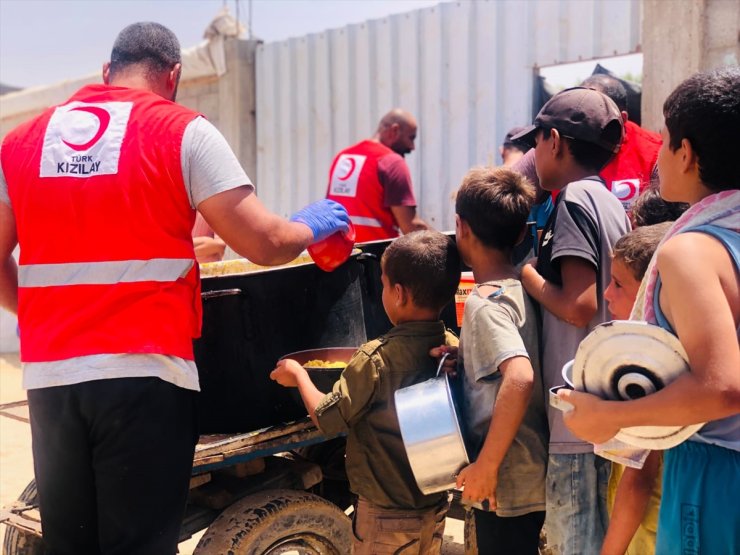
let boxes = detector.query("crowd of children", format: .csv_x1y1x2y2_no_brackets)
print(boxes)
271,66,739,555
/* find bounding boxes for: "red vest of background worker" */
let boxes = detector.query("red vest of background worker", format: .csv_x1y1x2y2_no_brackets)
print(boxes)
581,74,662,210
326,109,429,243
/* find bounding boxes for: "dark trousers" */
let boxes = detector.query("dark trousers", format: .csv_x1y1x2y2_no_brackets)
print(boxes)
28,377,198,555
468,509,545,555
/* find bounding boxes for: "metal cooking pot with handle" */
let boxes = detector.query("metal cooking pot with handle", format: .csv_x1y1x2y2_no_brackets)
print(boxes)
395,354,469,495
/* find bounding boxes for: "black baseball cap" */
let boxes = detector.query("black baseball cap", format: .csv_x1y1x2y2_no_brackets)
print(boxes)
512,87,624,153
502,126,531,151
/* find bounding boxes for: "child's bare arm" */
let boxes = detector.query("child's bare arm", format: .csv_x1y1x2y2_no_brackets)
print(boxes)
270,359,325,427
457,356,534,507
521,256,598,327
601,451,661,555
561,233,740,443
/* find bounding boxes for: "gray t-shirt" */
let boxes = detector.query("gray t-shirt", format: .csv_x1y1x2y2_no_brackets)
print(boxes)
535,178,631,454
1,116,252,391
459,279,548,517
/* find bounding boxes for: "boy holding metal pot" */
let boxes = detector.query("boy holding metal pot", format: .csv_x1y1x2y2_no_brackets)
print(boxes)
450,166,549,554
271,230,460,554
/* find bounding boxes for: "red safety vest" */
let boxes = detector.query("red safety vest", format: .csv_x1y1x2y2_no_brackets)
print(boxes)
326,140,400,243
600,120,662,209
2,84,202,362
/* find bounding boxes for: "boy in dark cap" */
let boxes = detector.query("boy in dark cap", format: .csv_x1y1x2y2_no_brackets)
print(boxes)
514,87,631,554
500,126,531,167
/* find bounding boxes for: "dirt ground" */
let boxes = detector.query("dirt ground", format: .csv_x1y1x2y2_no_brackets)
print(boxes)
0,353,464,554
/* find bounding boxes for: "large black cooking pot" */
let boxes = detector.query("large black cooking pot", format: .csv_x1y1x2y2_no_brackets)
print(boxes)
194,255,366,433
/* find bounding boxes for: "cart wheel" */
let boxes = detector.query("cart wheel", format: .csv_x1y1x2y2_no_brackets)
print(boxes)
2,480,46,555
193,489,351,555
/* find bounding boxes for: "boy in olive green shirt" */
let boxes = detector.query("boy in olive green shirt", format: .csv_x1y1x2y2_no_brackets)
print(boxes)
271,230,460,554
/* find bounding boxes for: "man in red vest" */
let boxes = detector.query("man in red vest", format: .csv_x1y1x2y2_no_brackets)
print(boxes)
0,22,348,555
326,109,429,243
581,74,662,210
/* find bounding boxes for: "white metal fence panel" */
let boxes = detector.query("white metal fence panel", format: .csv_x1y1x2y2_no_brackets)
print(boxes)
255,0,641,230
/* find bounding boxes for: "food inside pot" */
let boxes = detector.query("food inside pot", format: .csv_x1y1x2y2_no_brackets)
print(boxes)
304,360,347,369
199,254,315,277
200,249,361,278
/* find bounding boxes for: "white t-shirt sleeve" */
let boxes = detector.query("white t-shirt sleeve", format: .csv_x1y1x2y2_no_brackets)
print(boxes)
181,116,253,208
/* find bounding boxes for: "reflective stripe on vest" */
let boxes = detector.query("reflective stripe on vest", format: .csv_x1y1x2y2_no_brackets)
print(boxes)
19,258,194,287
349,216,384,228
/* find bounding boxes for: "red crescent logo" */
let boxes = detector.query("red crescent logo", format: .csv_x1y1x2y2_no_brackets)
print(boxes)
612,179,639,201
62,106,111,152
337,157,357,181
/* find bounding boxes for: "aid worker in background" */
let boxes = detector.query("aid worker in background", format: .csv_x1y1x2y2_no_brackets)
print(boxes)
0,22,349,555
580,74,662,210
326,109,430,243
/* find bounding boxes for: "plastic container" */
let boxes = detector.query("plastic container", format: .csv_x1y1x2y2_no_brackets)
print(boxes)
454,272,475,328
308,222,356,272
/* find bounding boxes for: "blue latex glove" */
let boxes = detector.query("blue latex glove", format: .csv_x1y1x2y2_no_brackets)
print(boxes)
290,199,350,243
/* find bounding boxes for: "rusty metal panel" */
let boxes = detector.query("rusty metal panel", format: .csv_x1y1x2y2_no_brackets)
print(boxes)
255,0,641,229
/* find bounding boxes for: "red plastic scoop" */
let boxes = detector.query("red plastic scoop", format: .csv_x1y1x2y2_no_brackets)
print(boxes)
307,221,356,272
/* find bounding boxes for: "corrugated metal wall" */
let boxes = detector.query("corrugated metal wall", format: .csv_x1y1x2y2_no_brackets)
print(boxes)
255,0,641,230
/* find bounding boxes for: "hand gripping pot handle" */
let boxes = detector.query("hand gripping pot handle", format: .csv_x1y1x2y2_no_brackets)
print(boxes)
436,352,450,377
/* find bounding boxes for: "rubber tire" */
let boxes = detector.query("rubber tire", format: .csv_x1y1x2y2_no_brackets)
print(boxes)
194,489,351,555
2,480,46,555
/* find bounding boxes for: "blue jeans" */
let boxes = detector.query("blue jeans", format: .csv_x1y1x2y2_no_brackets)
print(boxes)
544,452,610,555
